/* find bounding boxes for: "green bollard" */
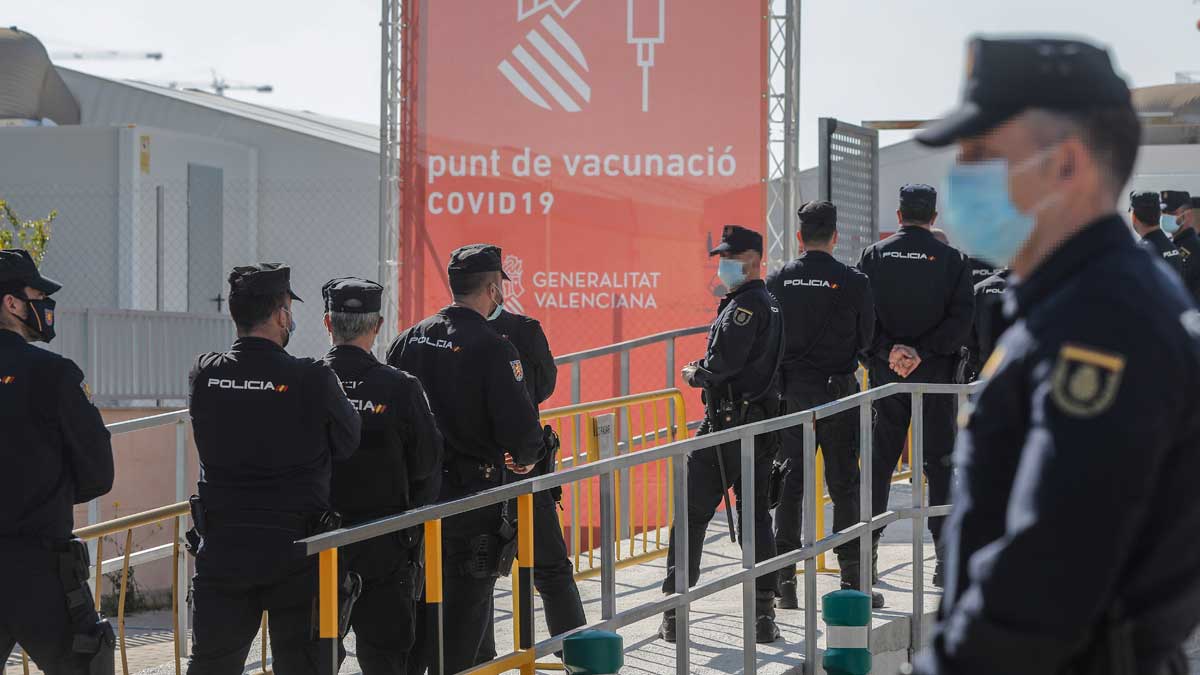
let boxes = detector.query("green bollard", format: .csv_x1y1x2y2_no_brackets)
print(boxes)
823,589,872,675
562,630,623,675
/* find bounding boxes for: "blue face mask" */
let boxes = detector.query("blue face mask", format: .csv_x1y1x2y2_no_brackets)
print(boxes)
717,258,747,290
1161,214,1180,235
941,153,1052,267
486,283,505,321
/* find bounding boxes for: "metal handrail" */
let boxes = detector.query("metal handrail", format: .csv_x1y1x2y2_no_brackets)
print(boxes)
300,379,981,675
552,325,707,365
74,501,188,540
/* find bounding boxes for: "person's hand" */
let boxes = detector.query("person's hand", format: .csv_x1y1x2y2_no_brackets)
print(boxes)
681,364,699,386
505,453,533,475
890,345,921,378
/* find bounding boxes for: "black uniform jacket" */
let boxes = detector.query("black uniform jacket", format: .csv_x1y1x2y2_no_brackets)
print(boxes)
0,329,113,539
189,337,361,515
915,215,1200,675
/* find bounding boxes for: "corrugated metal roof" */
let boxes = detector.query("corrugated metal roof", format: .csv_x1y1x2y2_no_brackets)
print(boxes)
58,67,379,152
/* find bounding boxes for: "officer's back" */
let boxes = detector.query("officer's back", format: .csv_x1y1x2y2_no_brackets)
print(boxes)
1130,190,1184,276
858,195,974,360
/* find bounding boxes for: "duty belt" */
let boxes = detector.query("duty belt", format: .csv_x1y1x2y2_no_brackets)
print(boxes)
205,509,314,534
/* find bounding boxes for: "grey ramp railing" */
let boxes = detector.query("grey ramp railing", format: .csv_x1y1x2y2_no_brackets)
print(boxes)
299,379,979,675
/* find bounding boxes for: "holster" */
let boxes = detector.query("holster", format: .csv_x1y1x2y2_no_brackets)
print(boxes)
538,425,564,502
766,461,786,511
953,346,977,385
826,372,857,399
185,495,205,556
461,506,519,579
55,539,95,624
72,619,115,675
309,570,363,640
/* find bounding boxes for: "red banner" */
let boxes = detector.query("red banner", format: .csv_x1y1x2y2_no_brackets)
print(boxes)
401,0,766,404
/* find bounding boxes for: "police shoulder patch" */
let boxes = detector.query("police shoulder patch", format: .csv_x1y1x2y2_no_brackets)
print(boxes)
733,307,754,326
1050,343,1125,418
511,360,525,382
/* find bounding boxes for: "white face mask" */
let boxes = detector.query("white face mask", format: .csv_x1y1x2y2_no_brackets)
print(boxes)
486,283,505,321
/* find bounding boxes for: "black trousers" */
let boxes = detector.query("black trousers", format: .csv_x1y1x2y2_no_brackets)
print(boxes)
662,423,779,596
0,540,102,674
186,527,329,675
341,533,420,675
775,376,864,579
869,358,956,549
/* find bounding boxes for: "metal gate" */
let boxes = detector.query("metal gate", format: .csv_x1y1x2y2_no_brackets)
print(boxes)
818,117,879,265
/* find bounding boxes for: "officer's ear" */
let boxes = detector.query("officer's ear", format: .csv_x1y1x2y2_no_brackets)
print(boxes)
322,313,333,334
928,211,938,227
896,209,903,225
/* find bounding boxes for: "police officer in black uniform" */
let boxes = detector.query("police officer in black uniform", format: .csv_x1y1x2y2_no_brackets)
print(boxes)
858,184,974,588
964,269,1011,383
909,36,1200,675
187,263,361,674
320,278,443,674
0,249,116,674
386,244,546,674
487,307,587,643
1129,191,1184,275
1162,191,1200,301
658,225,785,644
765,202,882,610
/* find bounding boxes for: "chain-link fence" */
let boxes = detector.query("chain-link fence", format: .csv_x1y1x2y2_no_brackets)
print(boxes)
0,174,381,396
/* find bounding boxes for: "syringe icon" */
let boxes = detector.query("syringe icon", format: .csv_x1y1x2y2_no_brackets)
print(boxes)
627,0,665,113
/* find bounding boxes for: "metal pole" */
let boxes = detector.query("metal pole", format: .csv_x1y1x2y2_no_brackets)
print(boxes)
155,186,164,311
911,392,926,658
740,432,757,675
377,0,401,354
782,0,799,262
673,443,690,673
859,397,873,596
803,418,818,674
174,420,189,653
596,414,618,620
618,351,632,542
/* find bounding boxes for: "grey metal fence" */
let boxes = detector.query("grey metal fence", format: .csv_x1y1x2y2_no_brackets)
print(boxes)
818,118,880,265
300,379,979,675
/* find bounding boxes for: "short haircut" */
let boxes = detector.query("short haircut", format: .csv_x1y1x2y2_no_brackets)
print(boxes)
450,270,496,299
228,291,288,332
800,219,836,245
1131,206,1160,228
329,311,381,343
1028,106,1141,198
900,204,935,225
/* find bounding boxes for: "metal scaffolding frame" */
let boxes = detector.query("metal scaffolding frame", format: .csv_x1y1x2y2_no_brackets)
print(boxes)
766,0,802,272
378,0,402,353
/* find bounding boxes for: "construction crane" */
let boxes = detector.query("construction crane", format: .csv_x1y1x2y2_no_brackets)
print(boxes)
165,71,273,97
51,49,163,61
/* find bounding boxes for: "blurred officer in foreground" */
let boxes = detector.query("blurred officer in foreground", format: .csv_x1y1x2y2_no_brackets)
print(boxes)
1129,191,1183,275
321,278,443,674
0,250,115,673
857,184,974,588
386,244,546,673
1163,191,1200,301
488,306,587,644
765,202,882,609
659,225,785,644
187,264,361,674
908,36,1200,675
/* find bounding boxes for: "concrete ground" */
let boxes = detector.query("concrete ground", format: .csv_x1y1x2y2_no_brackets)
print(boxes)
7,481,1200,674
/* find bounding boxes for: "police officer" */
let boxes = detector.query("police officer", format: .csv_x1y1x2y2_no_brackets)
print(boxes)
0,249,116,674
857,184,974,588
658,225,785,644
320,278,443,674
386,244,546,673
1162,191,1200,301
908,36,1200,675
765,202,882,610
964,269,1011,383
487,307,587,643
187,264,361,674
1129,191,1184,275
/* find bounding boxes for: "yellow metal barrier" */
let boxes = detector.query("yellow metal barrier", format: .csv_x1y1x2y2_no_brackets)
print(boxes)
539,389,688,580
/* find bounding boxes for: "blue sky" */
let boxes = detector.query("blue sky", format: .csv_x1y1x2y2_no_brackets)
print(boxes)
10,0,1200,168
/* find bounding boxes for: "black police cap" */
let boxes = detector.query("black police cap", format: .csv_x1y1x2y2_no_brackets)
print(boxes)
447,244,510,281
322,277,383,314
798,201,837,227
709,225,763,256
1130,191,1161,211
228,263,303,302
917,36,1132,147
1160,190,1192,213
1190,196,1200,210
0,249,61,295
900,184,937,211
